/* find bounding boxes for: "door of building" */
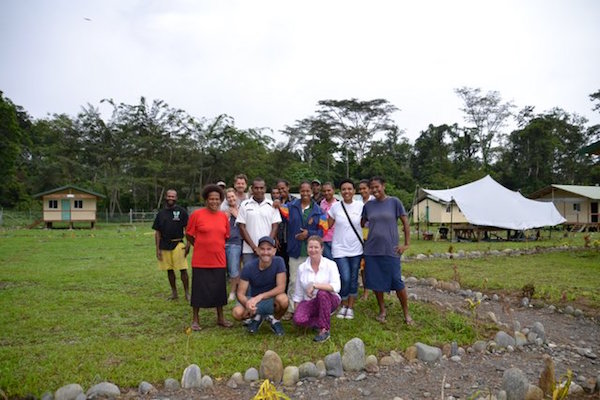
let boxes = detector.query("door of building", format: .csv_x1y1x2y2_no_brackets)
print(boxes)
61,199,71,221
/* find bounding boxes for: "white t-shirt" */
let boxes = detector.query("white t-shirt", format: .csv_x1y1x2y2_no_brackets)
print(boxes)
236,197,282,254
328,200,364,258
293,256,341,303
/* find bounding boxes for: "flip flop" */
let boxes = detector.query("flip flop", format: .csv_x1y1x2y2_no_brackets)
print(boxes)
376,313,387,323
191,322,202,331
217,320,233,328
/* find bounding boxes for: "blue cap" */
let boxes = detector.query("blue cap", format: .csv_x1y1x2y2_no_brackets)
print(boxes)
258,236,276,247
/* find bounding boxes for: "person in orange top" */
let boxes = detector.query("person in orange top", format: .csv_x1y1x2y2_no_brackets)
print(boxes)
186,184,232,331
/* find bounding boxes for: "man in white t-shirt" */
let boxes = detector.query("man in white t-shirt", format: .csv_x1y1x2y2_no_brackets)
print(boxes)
237,177,282,265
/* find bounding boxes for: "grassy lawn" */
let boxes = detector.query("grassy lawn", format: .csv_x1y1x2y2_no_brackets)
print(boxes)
404,251,600,308
1,225,598,396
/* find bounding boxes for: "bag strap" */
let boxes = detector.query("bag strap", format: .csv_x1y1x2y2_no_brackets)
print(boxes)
341,201,364,246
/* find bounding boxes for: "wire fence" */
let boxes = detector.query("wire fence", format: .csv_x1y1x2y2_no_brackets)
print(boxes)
0,208,161,228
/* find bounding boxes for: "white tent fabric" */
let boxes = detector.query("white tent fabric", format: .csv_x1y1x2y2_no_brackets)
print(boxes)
421,175,566,230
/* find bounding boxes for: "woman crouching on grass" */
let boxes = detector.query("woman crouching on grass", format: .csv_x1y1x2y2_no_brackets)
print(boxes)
292,236,341,342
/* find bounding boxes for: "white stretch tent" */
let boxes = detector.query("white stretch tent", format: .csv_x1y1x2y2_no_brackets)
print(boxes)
421,175,566,230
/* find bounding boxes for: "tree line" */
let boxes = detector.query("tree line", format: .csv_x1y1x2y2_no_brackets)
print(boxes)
1,88,599,214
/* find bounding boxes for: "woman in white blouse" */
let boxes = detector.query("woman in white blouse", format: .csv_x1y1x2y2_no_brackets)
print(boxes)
292,235,341,342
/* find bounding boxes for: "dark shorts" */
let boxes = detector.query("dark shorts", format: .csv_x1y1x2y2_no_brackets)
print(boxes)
191,268,227,308
364,255,405,292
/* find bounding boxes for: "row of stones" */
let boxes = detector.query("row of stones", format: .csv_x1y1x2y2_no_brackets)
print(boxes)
44,327,600,400
44,337,457,400
405,244,579,261
405,274,587,319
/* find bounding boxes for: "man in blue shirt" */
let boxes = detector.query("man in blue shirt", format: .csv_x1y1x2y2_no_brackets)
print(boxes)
232,236,288,336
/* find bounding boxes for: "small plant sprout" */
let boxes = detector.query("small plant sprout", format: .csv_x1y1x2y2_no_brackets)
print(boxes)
185,326,192,361
521,283,535,299
253,379,290,400
452,264,460,284
552,369,572,400
583,234,591,247
465,298,481,318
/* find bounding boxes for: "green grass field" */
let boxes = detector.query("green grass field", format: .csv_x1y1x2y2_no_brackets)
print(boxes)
0,225,598,397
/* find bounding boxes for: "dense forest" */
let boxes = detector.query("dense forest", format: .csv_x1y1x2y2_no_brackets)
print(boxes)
1,88,599,214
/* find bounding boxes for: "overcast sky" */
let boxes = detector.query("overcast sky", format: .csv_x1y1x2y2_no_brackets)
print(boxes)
2,0,599,144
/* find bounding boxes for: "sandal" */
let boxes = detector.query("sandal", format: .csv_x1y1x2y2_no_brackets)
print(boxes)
191,322,202,331
405,316,415,326
217,320,233,328
375,313,387,323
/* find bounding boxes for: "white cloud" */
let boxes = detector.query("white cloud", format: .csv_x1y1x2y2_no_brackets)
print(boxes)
1,0,599,143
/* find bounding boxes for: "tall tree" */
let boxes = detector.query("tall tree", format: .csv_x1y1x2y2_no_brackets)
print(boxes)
101,97,192,210
411,124,455,187
455,87,514,170
590,89,600,113
280,117,338,180
498,109,596,193
0,92,30,207
316,98,399,177
360,127,414,205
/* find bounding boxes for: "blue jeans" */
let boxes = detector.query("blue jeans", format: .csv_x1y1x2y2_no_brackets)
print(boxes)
225,243,242,278
323,242,333,260
335,255,361,300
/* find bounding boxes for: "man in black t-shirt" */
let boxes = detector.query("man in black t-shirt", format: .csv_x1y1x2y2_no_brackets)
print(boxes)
152,189,190,301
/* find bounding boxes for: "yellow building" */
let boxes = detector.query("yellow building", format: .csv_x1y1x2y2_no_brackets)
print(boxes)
529,184,600,230
413,196,468,225
33,185,105,228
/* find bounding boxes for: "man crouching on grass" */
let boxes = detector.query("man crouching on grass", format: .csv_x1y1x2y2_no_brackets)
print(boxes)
152,189,190,301
232,236,288,336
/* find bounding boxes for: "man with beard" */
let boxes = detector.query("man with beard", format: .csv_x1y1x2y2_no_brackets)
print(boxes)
232,236,288,336
152,189,190,301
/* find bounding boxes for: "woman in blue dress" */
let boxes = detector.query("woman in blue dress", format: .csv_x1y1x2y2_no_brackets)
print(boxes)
361,176,413,325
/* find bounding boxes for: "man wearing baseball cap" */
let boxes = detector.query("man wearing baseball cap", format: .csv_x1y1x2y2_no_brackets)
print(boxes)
311,179,323,203
232,236,288,336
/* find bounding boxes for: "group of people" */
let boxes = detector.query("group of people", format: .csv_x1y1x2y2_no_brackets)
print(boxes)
152,174,413,343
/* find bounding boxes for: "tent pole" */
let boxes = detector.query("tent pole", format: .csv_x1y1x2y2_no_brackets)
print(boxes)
550,187,554,239
450,200,454,241
414,186,420,240
426,198,429,235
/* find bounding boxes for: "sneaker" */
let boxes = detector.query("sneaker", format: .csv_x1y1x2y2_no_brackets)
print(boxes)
345,308,355,320
242,318,252,326
247,315,263,334
336,306,348,319
313,330,330,343
228,292,236,302
281,311,293,321
266,316,284,336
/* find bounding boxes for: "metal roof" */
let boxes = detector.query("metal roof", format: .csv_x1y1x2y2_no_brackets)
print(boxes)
579,140,600,155
550,185,600,200
33,184,106,198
